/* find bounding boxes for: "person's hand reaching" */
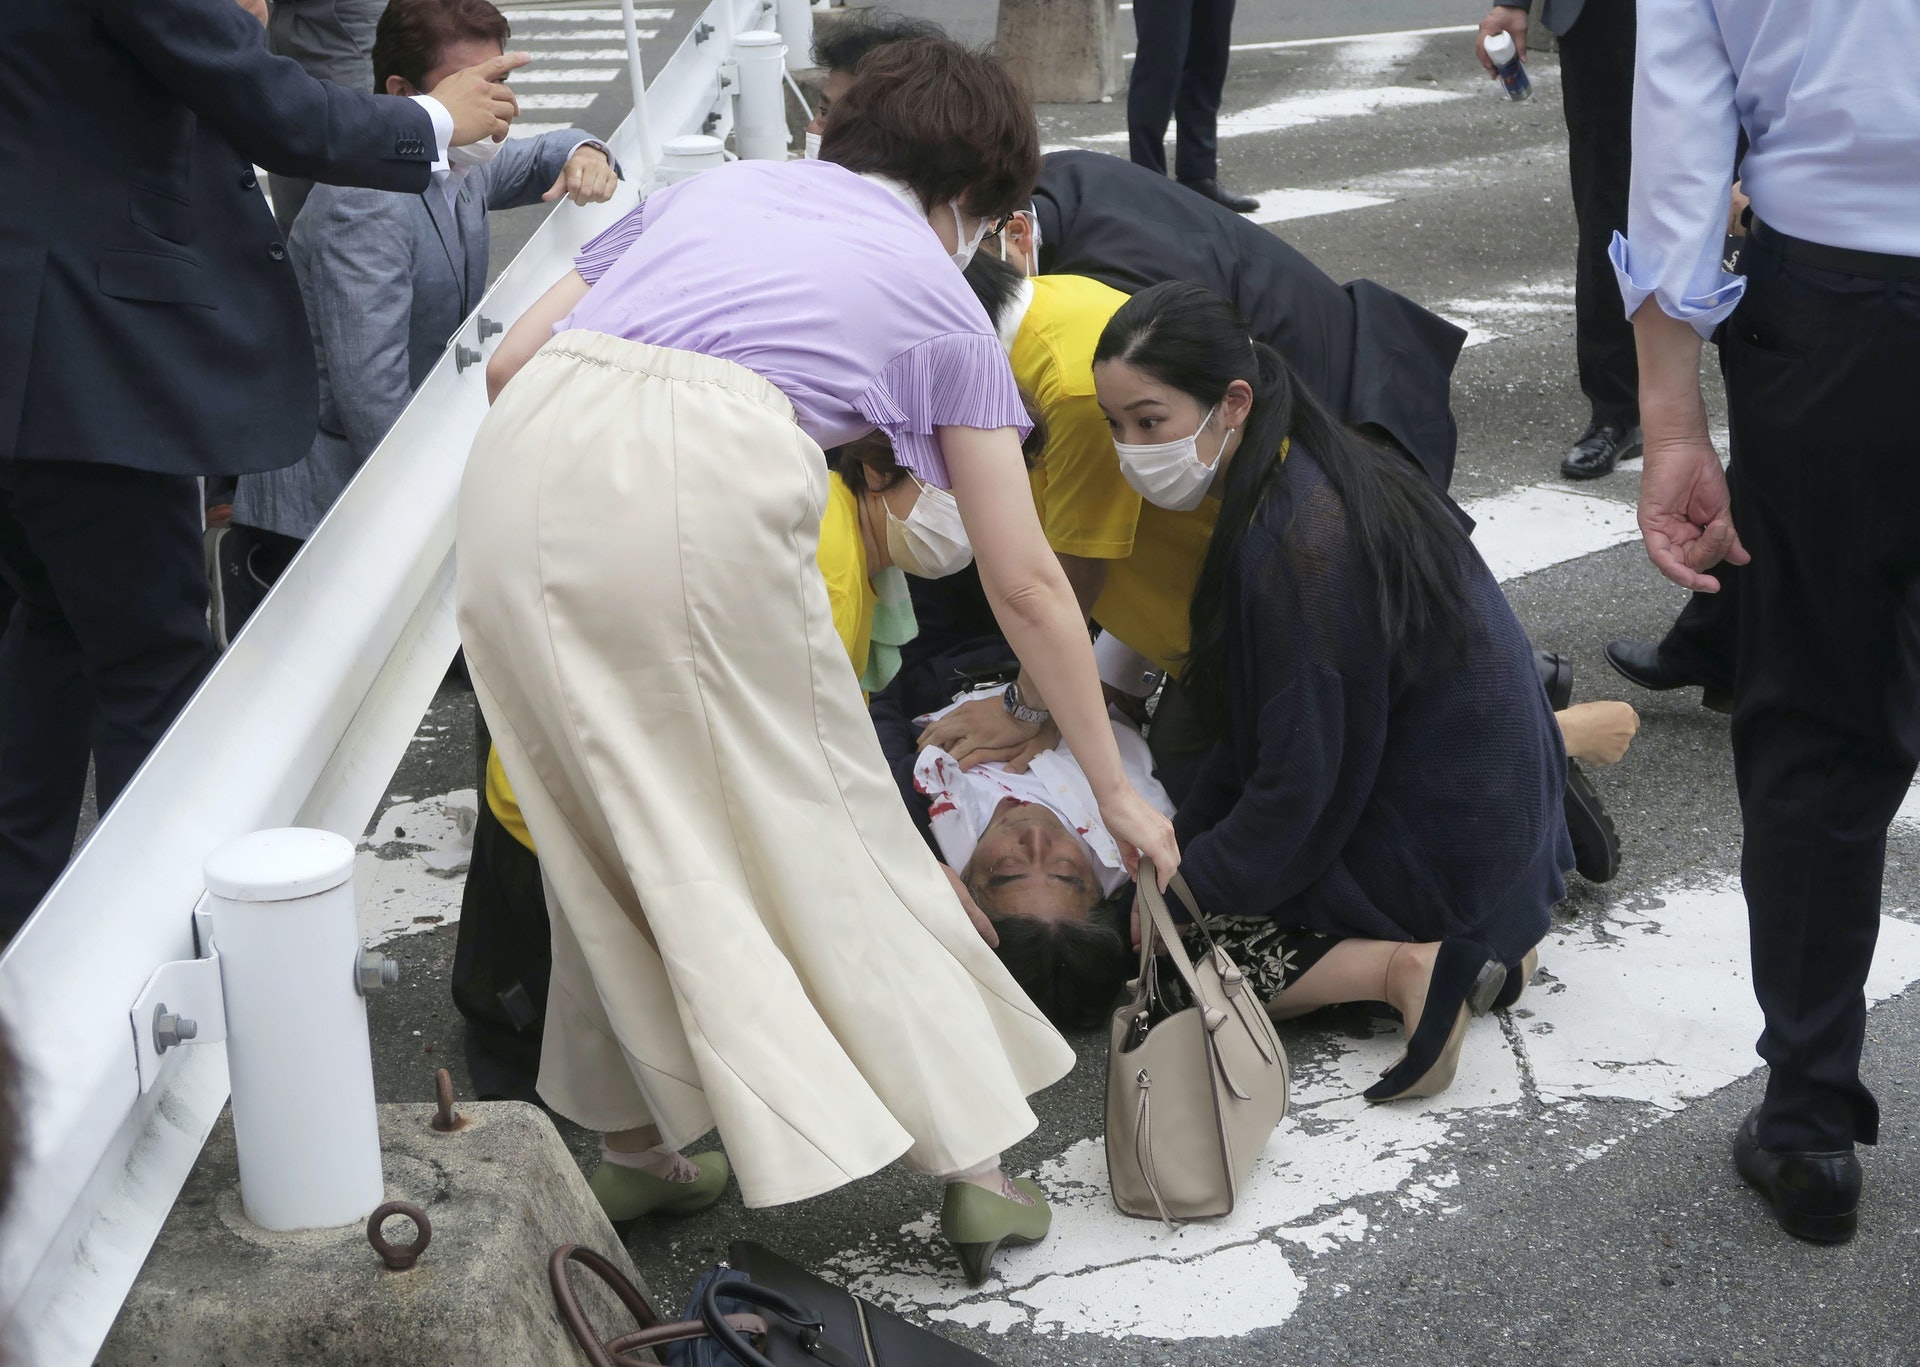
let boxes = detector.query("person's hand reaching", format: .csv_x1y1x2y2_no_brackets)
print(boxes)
545,144,620,205
436,52,531,146
1100,786,1179,889
916,694,1060,772
234,0,268,27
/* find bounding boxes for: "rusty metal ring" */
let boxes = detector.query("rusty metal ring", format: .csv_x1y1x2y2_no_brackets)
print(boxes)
431,1066,467,1132
366,1200,432,1271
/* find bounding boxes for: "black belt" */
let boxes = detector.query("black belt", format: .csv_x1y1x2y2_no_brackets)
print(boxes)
1750,218,1920,282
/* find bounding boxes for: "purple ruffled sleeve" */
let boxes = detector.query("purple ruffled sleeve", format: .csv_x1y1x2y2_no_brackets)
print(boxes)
855,332,1032,488
573,199,649,285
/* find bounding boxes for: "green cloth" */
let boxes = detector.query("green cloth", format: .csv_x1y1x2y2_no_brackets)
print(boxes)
859,566,918,693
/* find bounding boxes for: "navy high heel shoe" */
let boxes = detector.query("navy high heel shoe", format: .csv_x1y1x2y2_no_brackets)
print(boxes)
1365,940,1507,1102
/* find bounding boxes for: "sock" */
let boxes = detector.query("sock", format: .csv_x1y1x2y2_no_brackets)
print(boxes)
600,1141,698,1182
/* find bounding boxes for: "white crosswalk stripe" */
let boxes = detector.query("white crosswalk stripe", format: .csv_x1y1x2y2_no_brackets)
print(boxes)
514,67,624,83
1075,85,1467,146
517,92,598,110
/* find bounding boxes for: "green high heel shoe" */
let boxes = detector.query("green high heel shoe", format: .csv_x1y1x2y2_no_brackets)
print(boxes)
588,1151,730,1224
941,1177,1051,1287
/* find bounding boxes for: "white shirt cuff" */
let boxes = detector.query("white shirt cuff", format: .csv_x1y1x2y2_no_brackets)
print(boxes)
564,137,620,176
1609,231,1746,341
411,94,455,172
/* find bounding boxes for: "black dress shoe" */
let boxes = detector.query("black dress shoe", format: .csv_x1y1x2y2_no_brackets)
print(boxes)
1603,639,1734,714
1732,1107,1860,1244
1563,759,1620,883
1179,177,1261,214
1534,649,1573,712
1559,422,1642,481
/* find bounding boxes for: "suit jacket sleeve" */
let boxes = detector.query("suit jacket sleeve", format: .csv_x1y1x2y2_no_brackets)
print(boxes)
300,191,419,464
481,130,615,211
86,0,433,191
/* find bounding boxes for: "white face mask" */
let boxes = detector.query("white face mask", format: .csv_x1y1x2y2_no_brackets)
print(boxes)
804,130,822,160
884,480,973,578
1113,403,1234,512
948,202,992,269
447,135,504,168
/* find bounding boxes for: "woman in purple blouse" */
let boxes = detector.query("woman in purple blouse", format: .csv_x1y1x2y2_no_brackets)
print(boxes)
457,40,1178,1284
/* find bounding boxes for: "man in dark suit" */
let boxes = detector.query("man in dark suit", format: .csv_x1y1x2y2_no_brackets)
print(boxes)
1027,149,1467,497
1478,0,1641,480
0,0,526,937
1126,0,1258,213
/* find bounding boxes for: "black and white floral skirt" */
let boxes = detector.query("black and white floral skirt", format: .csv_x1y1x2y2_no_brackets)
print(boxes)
1180,917,1343,1003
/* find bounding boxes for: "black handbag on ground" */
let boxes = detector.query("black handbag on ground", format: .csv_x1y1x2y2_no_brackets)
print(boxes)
552,1239,1002,1367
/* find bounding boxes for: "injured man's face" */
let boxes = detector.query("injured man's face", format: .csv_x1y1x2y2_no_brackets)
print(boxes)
961,798,1102,924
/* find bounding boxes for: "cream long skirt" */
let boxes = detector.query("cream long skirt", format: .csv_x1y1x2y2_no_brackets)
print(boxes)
455,332,1075,1208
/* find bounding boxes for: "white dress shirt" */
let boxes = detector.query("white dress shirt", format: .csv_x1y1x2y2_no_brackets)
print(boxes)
1610,0,1920,339
913,687,1174,896
410,94,455,171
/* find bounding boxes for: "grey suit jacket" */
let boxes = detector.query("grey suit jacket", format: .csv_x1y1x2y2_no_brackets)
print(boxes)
235,130,604,540
1497,0,1585,37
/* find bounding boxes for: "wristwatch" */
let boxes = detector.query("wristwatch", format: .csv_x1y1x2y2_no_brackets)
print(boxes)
1002,681,1051,727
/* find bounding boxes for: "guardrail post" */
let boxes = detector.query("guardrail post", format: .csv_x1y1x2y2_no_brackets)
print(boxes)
205,829,390,1231
775,0,815,71
733,30,790,160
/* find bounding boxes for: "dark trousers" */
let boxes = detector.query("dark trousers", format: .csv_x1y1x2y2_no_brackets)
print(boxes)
1725,230,1920,1152
1659,558,1740,695
1558,0,1639,428
0,462,218,938
1127,0,1237,183
451,793,550,1103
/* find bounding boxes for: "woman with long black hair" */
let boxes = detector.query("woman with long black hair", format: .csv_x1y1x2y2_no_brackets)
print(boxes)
1093,282,1572,1100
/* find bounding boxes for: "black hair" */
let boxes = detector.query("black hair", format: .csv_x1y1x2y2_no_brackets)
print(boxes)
834,391,1048,499
989,895,1131,1032
1093,282,1474,733
962,249,1027,332
813,9,947,73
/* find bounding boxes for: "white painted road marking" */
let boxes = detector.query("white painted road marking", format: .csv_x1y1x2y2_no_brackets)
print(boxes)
517,92,599,110
517,49,629,60
1242,188,1395,225
520,28,654,40
827,884,1920,1338
514,67,624,83
1075,85,1467,146
509,7,676,18
1463,485,1642,583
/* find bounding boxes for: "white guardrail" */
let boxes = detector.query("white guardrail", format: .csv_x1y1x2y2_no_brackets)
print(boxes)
0,1,808,1358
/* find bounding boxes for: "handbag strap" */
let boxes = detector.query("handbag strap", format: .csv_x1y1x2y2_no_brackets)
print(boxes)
700,1277,867,1367
1134,859,1217,1019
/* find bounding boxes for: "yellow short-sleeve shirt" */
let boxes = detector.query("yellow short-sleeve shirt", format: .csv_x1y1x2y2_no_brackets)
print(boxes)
486,475,876,851
1012,274,1218,675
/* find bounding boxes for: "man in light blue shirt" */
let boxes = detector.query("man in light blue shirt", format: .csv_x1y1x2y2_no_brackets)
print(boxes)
1612,0,1920,1247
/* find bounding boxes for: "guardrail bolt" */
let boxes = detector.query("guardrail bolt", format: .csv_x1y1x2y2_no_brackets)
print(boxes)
356,950,400,996
152,1004,198,1054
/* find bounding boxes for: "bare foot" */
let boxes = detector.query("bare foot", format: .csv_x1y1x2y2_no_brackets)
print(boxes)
1557,700,1641,766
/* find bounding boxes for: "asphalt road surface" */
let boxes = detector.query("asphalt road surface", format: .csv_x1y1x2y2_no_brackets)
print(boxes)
354,4,1920,1362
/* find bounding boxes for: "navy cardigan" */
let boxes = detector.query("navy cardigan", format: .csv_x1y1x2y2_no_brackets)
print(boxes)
1173,449,1570,966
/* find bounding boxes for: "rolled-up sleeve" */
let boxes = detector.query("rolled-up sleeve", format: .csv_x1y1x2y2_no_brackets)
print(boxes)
1610,0,1746,338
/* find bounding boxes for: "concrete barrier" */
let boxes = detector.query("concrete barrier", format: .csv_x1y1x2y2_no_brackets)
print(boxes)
997,0,1128,104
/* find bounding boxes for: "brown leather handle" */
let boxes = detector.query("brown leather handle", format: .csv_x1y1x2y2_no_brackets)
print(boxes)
606,1313,769,1355
551,1244,668,1367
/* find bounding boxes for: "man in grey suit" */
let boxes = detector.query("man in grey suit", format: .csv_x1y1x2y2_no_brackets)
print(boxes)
1478,0,1640,482
221,0,620,636
267,0,390,235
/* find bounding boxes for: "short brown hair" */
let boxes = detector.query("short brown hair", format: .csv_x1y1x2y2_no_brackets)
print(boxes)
817,38,1040,223
373,0,511,92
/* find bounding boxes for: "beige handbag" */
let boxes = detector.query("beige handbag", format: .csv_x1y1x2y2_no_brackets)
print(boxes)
1105,860,1290,1224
